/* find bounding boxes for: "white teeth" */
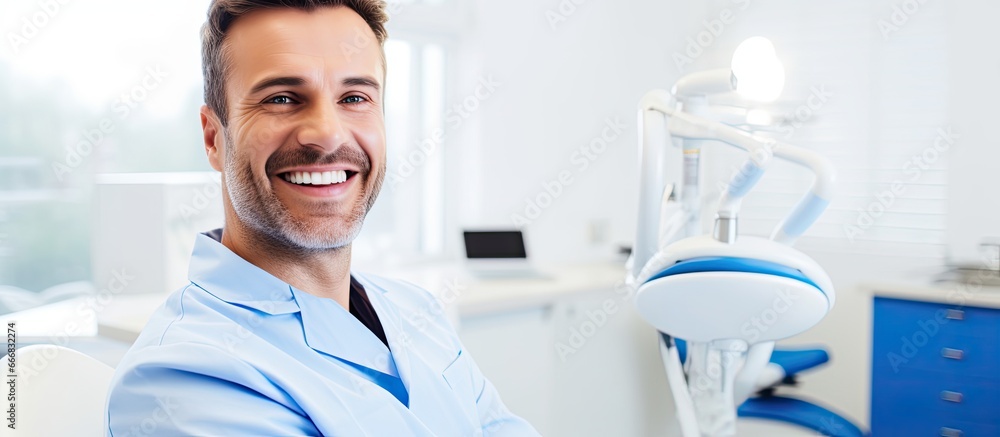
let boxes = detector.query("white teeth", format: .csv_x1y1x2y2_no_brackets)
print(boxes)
283,170,349,186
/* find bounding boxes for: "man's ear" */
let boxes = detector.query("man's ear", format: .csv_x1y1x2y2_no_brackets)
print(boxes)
200,105,225,172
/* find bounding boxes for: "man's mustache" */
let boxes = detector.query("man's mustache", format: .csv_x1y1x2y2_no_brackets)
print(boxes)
265,146,371,176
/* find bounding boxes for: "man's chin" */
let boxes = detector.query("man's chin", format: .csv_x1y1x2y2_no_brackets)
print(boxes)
275,222,362,252
259,190,371,251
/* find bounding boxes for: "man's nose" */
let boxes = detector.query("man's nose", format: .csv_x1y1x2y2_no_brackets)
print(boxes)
296,99,348,152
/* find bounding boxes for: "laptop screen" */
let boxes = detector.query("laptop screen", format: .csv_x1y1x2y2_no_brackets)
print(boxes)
463,231,527,259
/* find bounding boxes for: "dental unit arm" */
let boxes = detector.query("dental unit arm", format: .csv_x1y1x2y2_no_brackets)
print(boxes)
629,78,837,436
631,88,836,280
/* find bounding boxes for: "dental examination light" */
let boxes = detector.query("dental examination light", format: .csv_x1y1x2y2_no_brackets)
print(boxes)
731,37,785,102
628,38,862,436
671,36,784,102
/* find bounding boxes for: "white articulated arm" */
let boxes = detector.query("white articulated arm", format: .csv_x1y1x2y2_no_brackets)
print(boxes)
767,142,836,245
632,89,676,280
734,341,775,405
664,112,833,239
659,336,700,437
636,93,835,252
671,69,734,99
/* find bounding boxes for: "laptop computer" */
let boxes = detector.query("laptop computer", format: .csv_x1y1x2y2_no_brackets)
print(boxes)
462,230,546,279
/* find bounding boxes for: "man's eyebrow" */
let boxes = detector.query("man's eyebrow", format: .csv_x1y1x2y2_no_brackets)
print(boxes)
248,76,381,95
343,76,381,92
248,76,306,95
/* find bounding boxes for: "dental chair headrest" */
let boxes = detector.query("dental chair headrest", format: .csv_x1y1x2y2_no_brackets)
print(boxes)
633,235,833,343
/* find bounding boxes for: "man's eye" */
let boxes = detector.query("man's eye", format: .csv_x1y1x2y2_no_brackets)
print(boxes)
341,95,367,104
265,95,296,105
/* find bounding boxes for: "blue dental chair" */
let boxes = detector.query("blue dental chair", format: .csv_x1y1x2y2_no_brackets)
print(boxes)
672,337,862,437
633,233,866,436
632,54,866,433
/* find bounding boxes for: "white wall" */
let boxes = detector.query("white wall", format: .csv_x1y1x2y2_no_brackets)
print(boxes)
455,0,708,263
945,1,1000,265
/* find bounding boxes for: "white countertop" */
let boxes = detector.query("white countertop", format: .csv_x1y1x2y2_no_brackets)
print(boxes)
0,296,98,338
382,261,628,316
861,277,1000,309
95,261,628,343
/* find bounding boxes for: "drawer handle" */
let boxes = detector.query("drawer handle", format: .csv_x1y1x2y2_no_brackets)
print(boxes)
946,309,965,320
940,427,963,437
940,390,963,403
941,348,965,360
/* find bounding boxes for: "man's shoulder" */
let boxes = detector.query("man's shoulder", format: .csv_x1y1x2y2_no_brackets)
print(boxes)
111,283,276,381
127,283,251,352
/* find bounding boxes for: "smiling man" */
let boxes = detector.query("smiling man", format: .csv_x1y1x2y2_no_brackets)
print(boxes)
104,1,538,435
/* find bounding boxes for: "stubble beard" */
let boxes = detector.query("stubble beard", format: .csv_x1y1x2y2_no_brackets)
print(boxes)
222,131,386,255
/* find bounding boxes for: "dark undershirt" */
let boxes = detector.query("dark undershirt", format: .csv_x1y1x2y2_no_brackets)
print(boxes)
348,275,389,349
350,276,408,406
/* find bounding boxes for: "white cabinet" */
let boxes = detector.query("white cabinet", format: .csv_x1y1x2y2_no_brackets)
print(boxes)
458,305,558,435
458,291,672,437
550,293,668,437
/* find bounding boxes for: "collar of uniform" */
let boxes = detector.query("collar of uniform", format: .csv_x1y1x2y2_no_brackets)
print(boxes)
291,284,400,378
187,229,300,315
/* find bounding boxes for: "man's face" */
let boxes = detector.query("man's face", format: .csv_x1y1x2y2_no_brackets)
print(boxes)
205,7,386,251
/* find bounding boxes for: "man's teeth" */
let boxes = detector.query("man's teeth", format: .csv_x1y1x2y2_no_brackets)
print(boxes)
283,170,349,185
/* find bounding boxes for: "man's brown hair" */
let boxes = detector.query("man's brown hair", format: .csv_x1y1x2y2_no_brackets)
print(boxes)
201,0,389,125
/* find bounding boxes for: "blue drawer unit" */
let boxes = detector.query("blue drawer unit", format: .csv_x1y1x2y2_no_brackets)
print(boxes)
872,297,1000,436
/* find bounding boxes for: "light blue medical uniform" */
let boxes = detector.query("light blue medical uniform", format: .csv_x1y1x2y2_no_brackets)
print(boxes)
106,231,539,436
